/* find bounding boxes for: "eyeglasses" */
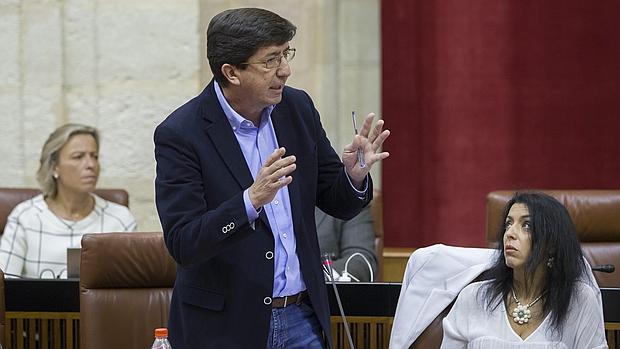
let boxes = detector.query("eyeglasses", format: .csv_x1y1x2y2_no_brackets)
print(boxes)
241,48,296,69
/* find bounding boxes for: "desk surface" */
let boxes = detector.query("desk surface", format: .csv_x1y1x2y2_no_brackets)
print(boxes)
5,279,619,322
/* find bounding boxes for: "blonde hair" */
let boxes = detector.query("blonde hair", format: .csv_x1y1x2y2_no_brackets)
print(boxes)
36,124,100,198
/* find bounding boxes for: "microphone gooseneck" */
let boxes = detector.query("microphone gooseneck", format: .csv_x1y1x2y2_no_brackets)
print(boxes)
323,253,355,349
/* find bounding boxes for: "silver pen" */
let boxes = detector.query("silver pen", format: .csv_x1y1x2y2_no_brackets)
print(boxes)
351,111,366,168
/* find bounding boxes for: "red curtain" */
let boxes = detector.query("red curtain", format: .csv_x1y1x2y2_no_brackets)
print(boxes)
381,1,620,247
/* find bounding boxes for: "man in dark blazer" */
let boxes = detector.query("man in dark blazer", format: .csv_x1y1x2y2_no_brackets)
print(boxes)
154,8,390,348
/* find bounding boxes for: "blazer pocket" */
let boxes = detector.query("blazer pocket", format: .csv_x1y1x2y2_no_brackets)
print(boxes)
179,284,225,311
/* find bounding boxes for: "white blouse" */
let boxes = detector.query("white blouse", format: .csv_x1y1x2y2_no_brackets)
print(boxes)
0,194,137,278
441,280,608,349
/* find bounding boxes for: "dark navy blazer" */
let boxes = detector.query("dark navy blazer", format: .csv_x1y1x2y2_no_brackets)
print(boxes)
154,81,371,348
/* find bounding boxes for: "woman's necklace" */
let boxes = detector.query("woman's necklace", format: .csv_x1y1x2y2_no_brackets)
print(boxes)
47,196,94,222
511,288,545,325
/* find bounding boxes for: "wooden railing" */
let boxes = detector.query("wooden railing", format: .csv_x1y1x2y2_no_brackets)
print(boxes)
5,312,79,349
4,313,620,349
3,280,619,349
607,323,620,349
330,316,393,349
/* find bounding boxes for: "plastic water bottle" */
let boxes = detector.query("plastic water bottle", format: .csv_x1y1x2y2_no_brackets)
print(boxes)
151,328,172,349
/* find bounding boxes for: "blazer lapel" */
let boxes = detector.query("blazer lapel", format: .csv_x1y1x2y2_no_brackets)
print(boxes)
200,83,254,191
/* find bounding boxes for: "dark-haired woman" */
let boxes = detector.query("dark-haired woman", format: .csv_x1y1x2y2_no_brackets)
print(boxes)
441,192,607,348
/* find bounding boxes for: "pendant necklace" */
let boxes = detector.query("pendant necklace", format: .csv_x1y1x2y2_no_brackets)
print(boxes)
511,288,545,325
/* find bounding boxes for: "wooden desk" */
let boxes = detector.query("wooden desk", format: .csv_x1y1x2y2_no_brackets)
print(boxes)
5,278,79,348
382,247,415,282
4,279,620,349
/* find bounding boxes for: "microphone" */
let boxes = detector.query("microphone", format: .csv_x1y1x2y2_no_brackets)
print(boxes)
591,264,615,273
323,253,355,349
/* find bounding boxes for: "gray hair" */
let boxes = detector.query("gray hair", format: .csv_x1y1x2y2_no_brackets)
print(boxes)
36,124,100,198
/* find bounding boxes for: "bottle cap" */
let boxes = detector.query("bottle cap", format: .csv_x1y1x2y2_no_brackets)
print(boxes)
154,328,168,337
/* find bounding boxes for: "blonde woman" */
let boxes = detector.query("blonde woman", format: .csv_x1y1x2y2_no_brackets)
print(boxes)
0,124,136,278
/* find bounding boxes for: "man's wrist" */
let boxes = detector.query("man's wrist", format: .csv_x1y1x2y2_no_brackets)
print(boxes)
243,190,261,221
344,170,368,197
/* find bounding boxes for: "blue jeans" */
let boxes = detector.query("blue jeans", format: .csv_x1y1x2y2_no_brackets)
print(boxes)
266,302,325,349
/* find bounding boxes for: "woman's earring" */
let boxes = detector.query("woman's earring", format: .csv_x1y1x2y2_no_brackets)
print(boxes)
547,256,554,269
53,173,59,179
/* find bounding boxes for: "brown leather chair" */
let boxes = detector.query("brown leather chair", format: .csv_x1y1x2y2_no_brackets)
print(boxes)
370,189,384,281
0,187,129,233
80,232,176,349
487,190,620,287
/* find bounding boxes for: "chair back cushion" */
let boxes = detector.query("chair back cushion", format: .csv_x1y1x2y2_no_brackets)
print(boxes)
486,190,620,287
0,188,129,233
0,189,40,233
80,232,176,349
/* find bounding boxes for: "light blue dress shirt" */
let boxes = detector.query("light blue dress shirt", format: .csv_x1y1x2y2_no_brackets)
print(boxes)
214,81,305,297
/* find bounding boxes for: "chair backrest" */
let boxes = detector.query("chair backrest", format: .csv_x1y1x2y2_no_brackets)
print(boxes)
487,190,620,287
0,187,129,233
371,189,384,281
80,232,176,349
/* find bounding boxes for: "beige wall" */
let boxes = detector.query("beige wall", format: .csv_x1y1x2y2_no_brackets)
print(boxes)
0,0,381,231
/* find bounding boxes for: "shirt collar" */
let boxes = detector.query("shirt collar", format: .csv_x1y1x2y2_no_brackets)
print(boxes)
214,80,276,130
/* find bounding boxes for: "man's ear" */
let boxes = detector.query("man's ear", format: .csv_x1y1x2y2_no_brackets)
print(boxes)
221,64,241,86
